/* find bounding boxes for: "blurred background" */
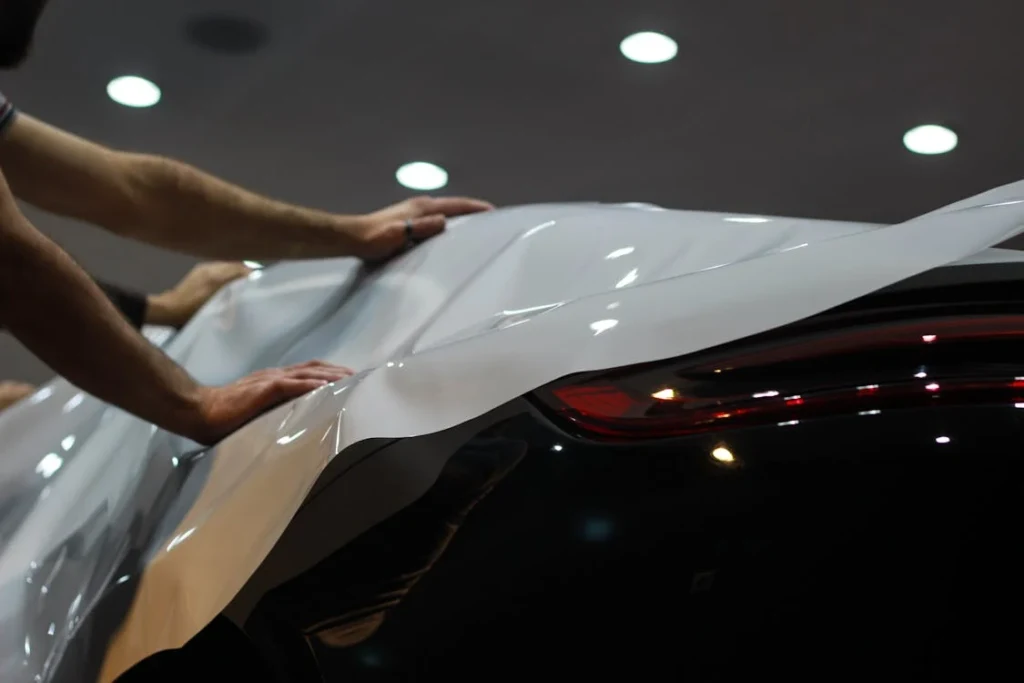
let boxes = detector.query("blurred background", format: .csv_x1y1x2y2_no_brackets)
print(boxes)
2,0,1023,382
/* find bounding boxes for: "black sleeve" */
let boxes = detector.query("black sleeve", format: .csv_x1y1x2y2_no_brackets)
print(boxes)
96,281,149,330
0,90,17,136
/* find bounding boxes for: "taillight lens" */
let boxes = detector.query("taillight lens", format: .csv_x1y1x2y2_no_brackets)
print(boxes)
533,314,1024,441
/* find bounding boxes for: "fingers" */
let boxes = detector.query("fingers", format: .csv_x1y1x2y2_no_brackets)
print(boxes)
418,196,495,217
208,262,254,286
408,213,447,242
284,360,354,376
225,262,254,279
237,361,354,385
194,362,355,443
291,360,337,369
270,377,334,402
230,377,327,420
280,367,354,383
240,374,338,414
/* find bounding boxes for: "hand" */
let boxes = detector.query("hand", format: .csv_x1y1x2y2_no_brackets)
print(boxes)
186,361,354,445
0,381,36,412
147,261,253,328
356,196,495,261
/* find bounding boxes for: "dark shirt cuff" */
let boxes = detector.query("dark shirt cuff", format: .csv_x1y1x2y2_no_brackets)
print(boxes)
96,281,148,330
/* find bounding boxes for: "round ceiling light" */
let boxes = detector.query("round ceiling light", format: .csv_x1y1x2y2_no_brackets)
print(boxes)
620,31,678,64
395,161,448,191
903,124,958,155
106,76,161,108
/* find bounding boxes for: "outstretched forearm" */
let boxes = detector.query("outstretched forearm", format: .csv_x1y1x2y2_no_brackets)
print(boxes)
0,191,206,436
120,154,368,260
0,112,490,263
0,114,368,261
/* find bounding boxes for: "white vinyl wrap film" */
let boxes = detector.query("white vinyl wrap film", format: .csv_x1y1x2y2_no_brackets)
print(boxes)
2,184,1024,682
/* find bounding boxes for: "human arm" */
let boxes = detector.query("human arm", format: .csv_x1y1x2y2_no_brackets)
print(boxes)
143,261,253,328
0,261,250,333
0,113,492,261
0,168,351,443
0,279,147,414
0,265,245,413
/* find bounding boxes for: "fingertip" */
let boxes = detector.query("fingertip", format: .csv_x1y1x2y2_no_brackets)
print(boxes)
430,197,494,216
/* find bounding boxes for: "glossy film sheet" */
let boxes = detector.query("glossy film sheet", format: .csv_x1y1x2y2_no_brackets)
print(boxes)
1,183,1024,681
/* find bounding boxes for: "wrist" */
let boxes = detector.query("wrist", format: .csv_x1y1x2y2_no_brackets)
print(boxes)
329,213,372,258
167,384,217,444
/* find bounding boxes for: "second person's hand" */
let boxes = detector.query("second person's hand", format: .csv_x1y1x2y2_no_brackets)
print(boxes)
147,261,254,328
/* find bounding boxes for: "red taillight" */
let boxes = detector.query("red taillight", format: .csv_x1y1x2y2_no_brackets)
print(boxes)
551,385,635,419
534,314,1024,441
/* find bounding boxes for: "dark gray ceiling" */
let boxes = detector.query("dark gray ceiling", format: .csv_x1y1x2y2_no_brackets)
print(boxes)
2,0,1023,382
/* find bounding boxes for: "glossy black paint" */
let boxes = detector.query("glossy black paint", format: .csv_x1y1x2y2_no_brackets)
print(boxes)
234,403,1023,682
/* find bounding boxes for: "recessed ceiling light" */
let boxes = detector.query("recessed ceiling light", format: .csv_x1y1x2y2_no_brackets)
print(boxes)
620,31,678,64
184,14,270,55
395,161,448,191
107,76,161,108
903,124,957,155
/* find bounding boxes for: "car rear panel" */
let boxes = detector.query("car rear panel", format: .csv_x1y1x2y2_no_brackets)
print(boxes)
244,405,1024,681
239,263,1024,681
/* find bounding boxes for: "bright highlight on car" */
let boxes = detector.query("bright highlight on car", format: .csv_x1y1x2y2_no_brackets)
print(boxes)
724,216,772,224
711,447,735,464
903,124,958,155
106,76,161,108
396,162,448,191
620,32,678,64
589,319,619,335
